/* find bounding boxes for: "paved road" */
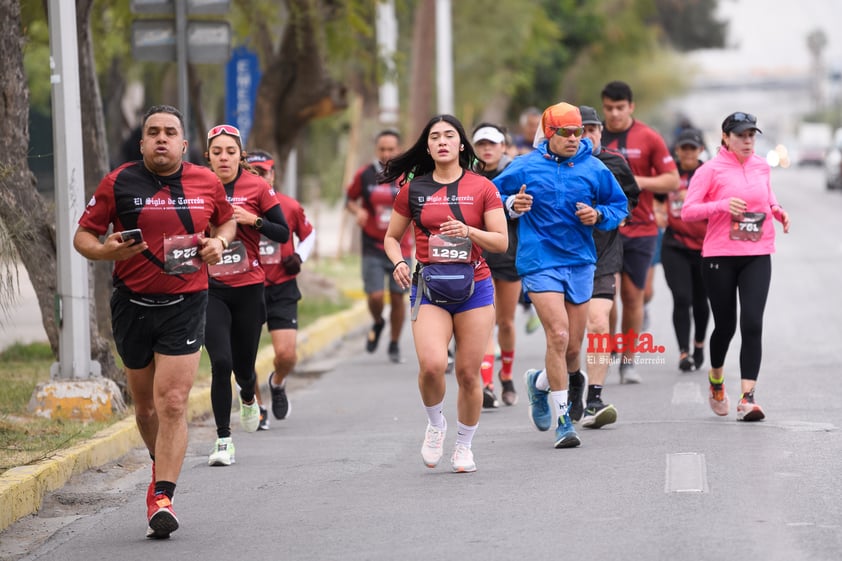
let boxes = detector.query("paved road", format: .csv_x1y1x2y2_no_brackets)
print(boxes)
2,167,841,561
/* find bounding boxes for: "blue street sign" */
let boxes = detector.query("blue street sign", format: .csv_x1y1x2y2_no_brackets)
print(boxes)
225,46,261,145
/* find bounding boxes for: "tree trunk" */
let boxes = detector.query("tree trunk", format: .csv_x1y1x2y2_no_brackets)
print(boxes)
249,0,348,163
408,0,436,140
0,0,60,356
75,0,125,392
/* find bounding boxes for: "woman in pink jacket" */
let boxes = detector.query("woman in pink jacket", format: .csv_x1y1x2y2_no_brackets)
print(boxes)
681,112,790,421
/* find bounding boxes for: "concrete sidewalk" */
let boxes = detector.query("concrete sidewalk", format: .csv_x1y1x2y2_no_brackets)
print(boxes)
0,298,370,532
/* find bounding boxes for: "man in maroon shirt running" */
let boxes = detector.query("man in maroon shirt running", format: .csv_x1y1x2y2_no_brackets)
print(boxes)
600,81,679,383
74,105,236,539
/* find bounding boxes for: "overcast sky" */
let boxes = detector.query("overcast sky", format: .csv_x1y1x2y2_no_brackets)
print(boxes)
692,0,842,76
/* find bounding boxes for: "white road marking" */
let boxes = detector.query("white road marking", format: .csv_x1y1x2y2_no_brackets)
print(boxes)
671,381,704,405
665,452,709,493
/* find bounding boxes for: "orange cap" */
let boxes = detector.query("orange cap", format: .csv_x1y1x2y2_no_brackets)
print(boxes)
541,102,582,139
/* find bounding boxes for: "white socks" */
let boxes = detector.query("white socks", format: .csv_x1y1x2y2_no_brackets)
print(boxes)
455,421,478,448
550,390,569,418
424,400,446,430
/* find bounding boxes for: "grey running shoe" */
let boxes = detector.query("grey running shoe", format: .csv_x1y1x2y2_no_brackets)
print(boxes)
499,374,518,406
619,363,642,384
581,400,617,429
388,341,403,363
445,348,455,375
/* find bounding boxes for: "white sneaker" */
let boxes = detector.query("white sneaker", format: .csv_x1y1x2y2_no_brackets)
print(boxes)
208,437,235,466
450,444,476,473
421,419,446,468
619,364,642,384
240,397,261,432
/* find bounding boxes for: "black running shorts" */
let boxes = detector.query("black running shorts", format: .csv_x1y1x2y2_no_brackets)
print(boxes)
111,289,207,369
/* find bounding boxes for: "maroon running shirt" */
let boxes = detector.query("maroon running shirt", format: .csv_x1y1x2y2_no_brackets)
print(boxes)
262,191,315,286
393,170,502,281
79,161,234,294
602,120,677,238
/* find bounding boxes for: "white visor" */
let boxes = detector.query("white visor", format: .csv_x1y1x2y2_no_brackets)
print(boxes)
472,126,505,144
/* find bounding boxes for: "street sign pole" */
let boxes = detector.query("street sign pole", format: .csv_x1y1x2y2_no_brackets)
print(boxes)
131,0,233,148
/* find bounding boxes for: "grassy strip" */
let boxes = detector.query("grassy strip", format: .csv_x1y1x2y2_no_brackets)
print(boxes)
0,255,361,473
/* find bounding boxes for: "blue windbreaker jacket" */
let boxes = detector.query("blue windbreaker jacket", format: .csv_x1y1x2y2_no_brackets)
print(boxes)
493,138,629,275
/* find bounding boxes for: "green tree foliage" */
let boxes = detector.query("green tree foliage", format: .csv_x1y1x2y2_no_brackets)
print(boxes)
22,1,135,114
654,0,727,52
449,0,560,122
550,0,688,123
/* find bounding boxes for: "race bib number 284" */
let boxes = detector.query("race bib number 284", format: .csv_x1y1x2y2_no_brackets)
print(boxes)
162,234,203,275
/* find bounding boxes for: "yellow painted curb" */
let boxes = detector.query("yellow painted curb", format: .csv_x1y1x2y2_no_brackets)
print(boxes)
0,416,142,531
0,298,369,533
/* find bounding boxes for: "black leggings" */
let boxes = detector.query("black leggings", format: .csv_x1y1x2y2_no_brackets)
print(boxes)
701,255,770,381
661,243,709,352
206,282,266,438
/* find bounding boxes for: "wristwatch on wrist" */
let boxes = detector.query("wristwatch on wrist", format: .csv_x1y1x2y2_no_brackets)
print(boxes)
253,217,263,229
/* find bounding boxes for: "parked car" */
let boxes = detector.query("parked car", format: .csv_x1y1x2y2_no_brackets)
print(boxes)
825,128,842,191
796,122,833,166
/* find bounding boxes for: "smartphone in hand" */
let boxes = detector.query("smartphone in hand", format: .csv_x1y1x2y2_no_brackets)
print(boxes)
120,229,143,245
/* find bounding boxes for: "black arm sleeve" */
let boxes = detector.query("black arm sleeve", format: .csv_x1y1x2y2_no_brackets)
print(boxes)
259,204,290,243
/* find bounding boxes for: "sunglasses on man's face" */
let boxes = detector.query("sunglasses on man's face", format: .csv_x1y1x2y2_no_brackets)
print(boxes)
207,124,241,141
552,127,584,138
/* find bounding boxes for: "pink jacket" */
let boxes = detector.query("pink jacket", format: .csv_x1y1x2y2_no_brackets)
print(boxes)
681,147,784,257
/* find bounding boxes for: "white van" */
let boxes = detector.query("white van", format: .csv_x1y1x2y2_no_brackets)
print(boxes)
796,122,833,166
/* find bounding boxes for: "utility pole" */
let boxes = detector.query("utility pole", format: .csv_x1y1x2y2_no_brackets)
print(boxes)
47,0,95,381
376,0,399,125
435,0,453,115
32,0,124,421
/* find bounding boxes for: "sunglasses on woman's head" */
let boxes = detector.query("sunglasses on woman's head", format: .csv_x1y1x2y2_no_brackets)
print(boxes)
730,112,756,124
207,124,241,141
